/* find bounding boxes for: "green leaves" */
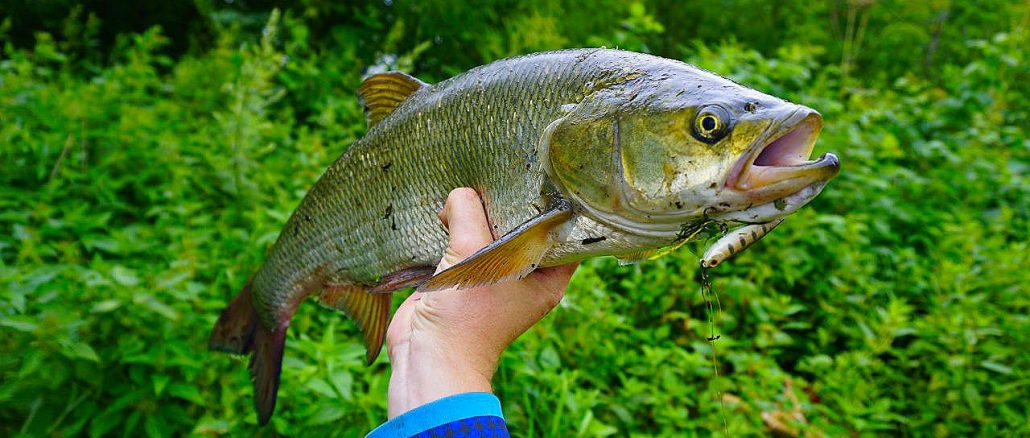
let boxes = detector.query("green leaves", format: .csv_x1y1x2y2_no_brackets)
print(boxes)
63,342,101,363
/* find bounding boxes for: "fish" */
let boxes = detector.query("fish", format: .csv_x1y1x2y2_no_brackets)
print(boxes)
208,48,840,424
700,218,785,268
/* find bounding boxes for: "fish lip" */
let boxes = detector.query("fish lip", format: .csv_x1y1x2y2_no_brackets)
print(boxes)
711,178,832,224
725,109,838,199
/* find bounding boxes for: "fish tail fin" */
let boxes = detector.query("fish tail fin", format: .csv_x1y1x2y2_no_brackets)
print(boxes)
209,279,259,354
320,284,393,365
250,323,286,426
209,279,287,426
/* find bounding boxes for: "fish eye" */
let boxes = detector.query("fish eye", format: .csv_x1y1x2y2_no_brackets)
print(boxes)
692,106,731,144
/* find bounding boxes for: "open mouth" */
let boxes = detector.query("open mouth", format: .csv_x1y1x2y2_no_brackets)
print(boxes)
729,111,839,191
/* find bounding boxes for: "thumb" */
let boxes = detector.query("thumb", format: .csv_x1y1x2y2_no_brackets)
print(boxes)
436,188,494,272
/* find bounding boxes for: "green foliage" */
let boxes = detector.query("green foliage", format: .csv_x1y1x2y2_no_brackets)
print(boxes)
1,1,1027,436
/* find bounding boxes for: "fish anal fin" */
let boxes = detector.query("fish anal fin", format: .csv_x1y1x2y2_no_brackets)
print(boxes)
370,265,436,294
356,71,428,128
319,284,392,365
420,205,573,292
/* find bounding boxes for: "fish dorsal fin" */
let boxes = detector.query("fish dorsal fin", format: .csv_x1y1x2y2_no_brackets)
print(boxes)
356,71,427,128
419,203,574,292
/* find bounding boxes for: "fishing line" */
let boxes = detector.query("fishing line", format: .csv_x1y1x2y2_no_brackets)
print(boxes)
697,222,729,435
699,260,730,436
692,219,727,343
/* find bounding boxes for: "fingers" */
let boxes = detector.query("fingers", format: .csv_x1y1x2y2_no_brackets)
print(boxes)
534,262,578,287
437,188,494,270
433,188,578,303
530,262,579,303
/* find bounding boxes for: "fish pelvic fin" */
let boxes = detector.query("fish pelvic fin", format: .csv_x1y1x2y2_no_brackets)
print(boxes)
369,266,436,294
615,248,662,266
209,279,258,354
419,204,574,292
357,71,428,128
319,284,393,365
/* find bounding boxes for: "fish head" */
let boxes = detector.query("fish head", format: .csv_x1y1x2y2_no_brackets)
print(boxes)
541,62,839,240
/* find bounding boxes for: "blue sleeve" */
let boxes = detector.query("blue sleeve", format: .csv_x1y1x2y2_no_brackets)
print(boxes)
366,392,510,438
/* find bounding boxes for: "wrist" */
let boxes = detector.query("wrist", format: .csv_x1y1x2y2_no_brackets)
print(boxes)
388,336,497,417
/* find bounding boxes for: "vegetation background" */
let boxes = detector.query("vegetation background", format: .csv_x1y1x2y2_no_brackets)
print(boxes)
1,0,1027,436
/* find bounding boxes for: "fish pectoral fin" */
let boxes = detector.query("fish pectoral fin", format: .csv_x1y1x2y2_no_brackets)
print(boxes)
369,265,436,294
319,284,392,365
356,71,428,128
419,204,574,292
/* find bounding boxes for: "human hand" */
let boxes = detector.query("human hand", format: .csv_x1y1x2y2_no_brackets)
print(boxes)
384,188,578,417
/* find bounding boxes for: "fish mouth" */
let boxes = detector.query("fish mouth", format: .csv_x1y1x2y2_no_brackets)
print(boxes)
726,109,839,201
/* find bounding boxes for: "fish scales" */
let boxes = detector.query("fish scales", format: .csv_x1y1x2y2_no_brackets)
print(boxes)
250,50,638,326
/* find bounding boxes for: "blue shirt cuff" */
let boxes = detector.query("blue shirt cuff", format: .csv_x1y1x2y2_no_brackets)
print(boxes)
366,392,505,438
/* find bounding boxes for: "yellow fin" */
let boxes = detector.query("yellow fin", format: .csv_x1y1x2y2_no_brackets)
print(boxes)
616,248,662,265
420,205,573,291
319,284,392,365
620,239,692,265
356,71,427,128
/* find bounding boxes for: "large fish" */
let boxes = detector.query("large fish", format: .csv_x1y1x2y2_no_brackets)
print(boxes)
209,48,840,424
